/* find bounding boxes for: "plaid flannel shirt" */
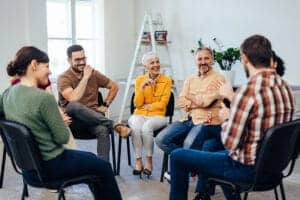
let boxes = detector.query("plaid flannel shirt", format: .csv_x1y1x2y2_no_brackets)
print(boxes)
221,70,295,165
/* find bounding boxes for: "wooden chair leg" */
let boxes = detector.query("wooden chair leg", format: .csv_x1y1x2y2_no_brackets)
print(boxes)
0,147,6,188
117,136,122,175
110,133,117,175
126,137,131,166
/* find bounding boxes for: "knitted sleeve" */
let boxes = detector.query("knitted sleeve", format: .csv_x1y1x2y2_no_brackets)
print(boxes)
39,94,70,144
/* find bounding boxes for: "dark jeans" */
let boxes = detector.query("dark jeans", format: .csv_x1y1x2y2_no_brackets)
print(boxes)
170,149,255,200
65,102,114,161
155,119,221,154
195,138,224,194
184,124,222,150
25,150,122,200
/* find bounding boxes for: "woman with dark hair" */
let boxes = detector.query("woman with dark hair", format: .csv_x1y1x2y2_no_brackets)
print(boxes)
0,46,122,200
7,48,77,149
272,50,285,77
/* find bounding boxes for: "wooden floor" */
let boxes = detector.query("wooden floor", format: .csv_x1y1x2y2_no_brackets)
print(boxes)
0,137,300,200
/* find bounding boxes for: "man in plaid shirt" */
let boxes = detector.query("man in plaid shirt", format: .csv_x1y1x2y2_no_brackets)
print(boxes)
169,35,295,200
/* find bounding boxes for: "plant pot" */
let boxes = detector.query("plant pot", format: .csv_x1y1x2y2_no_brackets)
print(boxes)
219,70,235,85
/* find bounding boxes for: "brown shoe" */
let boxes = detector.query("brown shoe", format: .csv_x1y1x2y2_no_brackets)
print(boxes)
114,123,132,138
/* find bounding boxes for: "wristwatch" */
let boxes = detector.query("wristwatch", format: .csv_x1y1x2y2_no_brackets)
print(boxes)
103,102,110,108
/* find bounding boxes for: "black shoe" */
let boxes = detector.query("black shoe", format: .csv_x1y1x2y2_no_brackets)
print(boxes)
132,168,142,175
143,168,152,178
193,192,211,200
133,168,143,179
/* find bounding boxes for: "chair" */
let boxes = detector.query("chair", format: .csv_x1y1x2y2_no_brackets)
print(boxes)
116,92,174,181
0,119,101,200
69,92,117,175
0,92,117,190
205,119,300,200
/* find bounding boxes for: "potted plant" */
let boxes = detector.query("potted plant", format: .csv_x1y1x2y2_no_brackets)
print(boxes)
212,47,240,71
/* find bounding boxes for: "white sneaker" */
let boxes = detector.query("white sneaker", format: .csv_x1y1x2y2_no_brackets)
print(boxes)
164,171,171,183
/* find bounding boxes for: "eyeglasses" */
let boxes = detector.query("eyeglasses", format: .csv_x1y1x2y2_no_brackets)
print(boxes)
74,57,87,62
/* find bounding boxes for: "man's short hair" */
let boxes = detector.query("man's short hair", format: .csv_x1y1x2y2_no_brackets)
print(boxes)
67,44,84,58
195,47,214,57
240,35,272,68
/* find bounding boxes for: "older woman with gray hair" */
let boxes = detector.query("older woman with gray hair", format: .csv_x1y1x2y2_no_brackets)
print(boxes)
128,51,172,177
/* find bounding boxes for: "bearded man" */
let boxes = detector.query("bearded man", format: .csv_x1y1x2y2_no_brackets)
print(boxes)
58,44,130,161
156,47,226,160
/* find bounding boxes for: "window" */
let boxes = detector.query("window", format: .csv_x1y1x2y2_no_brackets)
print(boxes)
46,0,104,79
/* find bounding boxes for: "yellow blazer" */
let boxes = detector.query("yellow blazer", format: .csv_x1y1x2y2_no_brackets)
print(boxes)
134,74,172,116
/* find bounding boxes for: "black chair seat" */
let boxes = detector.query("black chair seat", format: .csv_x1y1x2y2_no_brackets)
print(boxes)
24,172,98,190
69,122,96,140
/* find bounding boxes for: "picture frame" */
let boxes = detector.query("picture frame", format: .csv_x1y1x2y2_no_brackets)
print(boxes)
155,30,168,42
142,32,151,43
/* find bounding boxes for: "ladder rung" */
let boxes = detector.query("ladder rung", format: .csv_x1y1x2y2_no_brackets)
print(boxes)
141,41,171,46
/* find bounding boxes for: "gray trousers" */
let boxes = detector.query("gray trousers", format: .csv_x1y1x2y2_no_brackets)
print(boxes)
65,102,113,161
128,115,168,158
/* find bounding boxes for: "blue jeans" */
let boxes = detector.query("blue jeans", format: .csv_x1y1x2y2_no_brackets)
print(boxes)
155,119,221,154
195,138,224,194
24,150,121,200
183,124,222,150
170,149,255,200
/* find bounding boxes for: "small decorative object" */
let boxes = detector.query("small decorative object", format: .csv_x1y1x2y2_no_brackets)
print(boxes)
142,32,151,43
155,30,168,43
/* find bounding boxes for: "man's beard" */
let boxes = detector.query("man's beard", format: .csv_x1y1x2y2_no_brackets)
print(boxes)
198,65,210,76
72,64,85,73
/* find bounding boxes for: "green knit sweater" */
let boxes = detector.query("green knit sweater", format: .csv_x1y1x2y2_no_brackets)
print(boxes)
0,84,69,161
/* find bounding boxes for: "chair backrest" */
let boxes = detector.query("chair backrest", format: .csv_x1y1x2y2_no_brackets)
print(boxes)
254,120,300,182
98,91,104,106
130,91,175,120
293,119,300,159
0,120,43,180
165,92,175,119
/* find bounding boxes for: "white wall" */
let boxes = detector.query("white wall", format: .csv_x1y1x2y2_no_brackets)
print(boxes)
103,0,136,118
104,0,135,79
134,0,300,85
0,0,135,119
1,0,299,117
0,0,47,92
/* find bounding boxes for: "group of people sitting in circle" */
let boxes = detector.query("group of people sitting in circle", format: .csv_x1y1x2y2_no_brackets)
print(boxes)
0,34,295,200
